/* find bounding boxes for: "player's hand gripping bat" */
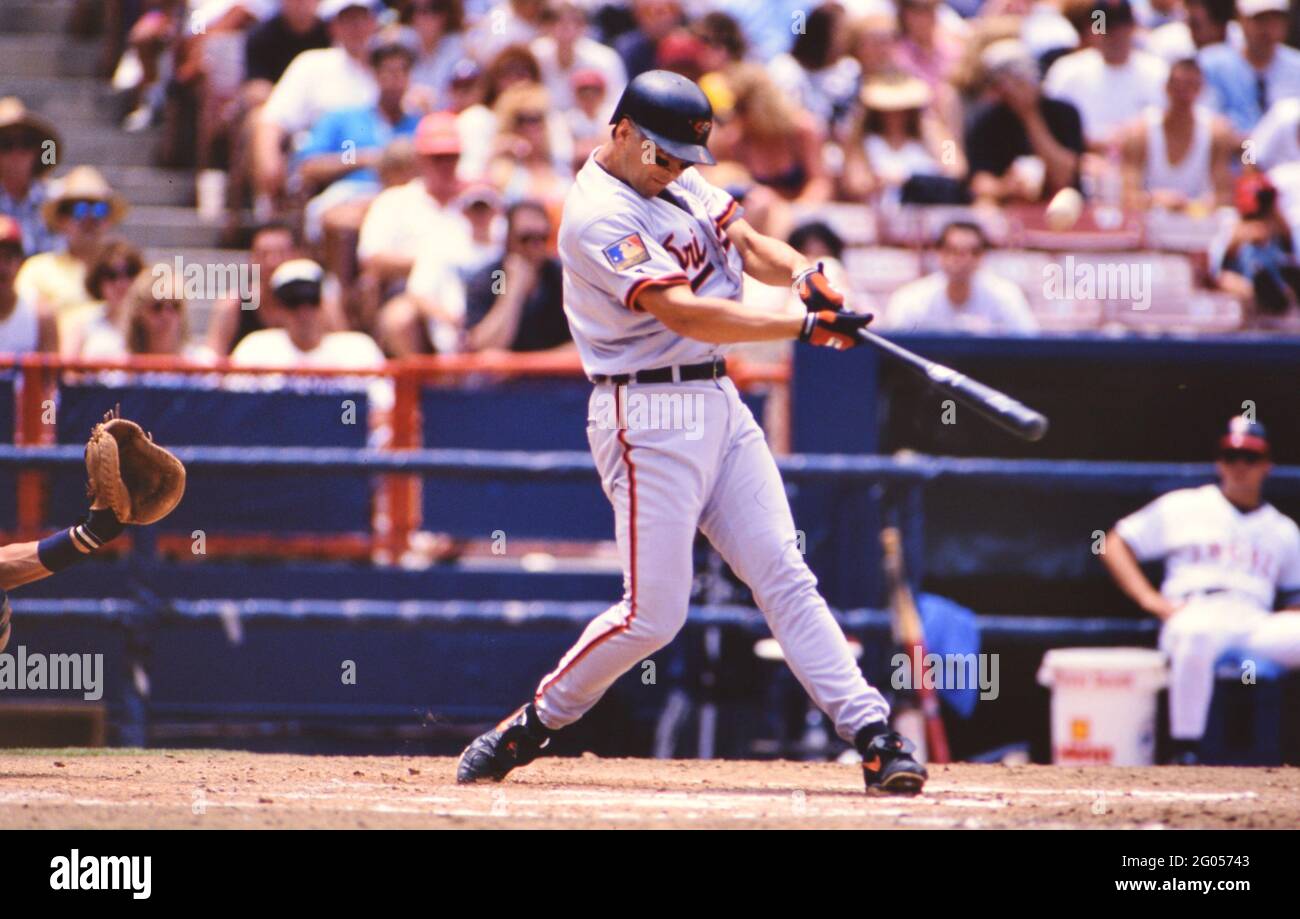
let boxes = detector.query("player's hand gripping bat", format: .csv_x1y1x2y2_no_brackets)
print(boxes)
881,526,950,764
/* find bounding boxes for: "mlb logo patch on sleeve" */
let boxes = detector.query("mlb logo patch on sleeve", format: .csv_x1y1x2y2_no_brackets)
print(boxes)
602,233,651,271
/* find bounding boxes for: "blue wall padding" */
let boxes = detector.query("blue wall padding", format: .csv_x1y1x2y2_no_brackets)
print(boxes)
48,384,372,533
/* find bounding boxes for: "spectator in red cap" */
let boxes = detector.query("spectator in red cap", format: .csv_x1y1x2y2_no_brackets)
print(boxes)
655,28,709,82
1213,169,1300,322
0,215,56,354
568,68,611,170
362,111,472,334
1103,416,1300,762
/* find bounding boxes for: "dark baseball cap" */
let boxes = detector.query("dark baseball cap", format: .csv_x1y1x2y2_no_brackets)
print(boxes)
610,70,716,166
1219,416,1269,455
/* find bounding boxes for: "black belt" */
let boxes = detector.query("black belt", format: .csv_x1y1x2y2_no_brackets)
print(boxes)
590,358,727,385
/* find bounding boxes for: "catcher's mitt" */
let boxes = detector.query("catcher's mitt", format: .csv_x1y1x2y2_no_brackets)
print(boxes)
85,408,186,525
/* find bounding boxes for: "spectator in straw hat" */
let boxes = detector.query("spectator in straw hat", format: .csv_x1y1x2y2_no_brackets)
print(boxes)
15,166,128,319
0,215,57,355
842,72,965,203
0,98,63,257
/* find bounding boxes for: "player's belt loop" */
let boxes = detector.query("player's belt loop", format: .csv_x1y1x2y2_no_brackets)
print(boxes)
671,365,682,383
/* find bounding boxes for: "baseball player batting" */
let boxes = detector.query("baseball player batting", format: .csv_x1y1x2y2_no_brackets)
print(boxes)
457,70,927,794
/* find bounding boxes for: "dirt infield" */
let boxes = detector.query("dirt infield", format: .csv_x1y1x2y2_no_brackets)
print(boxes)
0,749,1295,829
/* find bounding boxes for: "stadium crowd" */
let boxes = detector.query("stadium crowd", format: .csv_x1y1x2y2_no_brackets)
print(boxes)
6,0,1300,366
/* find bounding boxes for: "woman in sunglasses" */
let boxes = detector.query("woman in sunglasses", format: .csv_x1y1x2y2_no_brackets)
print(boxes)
121,265,212,363
487,83,573,208
15,166,128,320
1102,416,1300,762
61,240,144,360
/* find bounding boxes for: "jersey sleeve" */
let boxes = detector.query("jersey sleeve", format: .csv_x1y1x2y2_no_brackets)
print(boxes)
1114,491,1179,561
675,167,744,231
571,214,691,311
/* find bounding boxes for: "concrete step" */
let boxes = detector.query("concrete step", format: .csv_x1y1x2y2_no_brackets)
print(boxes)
93,165,195,207
0,76,116,122
0,0,74,33
0,34,100,78
121,206,224,249
15,87,123,124
56,123,163,166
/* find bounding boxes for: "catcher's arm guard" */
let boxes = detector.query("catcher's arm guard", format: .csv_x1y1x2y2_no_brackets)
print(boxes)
85,408,186,525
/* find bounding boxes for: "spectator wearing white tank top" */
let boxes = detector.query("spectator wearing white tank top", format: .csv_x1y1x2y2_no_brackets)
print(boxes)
1120,57,1235,212
0,215,55,355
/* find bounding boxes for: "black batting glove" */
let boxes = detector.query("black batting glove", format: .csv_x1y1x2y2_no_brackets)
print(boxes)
793,262,845,312
799,309,874,350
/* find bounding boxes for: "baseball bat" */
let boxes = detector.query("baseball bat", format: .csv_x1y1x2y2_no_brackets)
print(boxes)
881,526,951,764
855,328,1049,442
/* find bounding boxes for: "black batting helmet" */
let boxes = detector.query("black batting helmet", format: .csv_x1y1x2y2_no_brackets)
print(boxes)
609,69,716,166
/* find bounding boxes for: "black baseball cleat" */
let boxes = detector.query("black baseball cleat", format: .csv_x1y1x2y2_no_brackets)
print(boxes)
456,702,554,784
856,726,928,795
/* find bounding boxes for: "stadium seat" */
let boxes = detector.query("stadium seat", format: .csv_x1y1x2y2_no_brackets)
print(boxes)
876,205,1011,248
1108,291,1243,334
788,202,877,246
842,246,922,300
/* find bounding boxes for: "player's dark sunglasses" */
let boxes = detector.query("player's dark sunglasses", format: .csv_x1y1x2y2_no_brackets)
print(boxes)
514,232,547,245
1219,449,1266,465
57,199,111,221
280,294,321,309
652,149,687,171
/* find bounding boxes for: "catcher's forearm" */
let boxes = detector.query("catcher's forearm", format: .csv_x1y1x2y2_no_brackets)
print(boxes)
0,541,52,591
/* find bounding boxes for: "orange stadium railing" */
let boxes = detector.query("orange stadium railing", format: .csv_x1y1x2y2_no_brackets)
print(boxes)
0,352,790,561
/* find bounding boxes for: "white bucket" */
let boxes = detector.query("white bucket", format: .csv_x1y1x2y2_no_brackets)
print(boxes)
1036,647,1167,766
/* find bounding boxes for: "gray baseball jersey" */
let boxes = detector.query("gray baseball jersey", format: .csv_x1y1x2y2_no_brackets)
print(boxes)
559,152,745,376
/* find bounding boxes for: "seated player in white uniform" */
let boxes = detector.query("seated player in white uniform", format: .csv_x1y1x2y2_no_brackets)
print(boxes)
456,70,929,794
1103,416,1300,761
